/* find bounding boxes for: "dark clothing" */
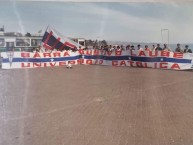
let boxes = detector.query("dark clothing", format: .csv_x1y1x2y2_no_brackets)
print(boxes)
155,47,162,51
104,47,108,52
184,48,192,53
175,47,182,52
130,47,135,50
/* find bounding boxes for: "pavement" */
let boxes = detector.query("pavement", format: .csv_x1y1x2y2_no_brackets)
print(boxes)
0,65,193,145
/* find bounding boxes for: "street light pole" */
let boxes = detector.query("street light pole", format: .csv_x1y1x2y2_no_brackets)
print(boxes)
161,29,169,46
168,29,170,47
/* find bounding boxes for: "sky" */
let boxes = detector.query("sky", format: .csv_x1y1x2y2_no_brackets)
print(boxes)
0,1,193,43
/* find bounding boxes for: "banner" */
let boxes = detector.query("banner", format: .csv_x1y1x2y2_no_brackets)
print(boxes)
81,50,193,70
1,51,82,69
1,50,193,70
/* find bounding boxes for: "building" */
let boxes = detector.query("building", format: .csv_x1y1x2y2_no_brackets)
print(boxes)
0,29,86,52
0,28,43,52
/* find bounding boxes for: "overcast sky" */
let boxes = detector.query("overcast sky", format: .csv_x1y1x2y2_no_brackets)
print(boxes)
0,1,193,43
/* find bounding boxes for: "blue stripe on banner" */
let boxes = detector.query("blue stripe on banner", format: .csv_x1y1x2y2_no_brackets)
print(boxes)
83,55,104,59
83,55,192,63
2,55,191,64
3,55,82,63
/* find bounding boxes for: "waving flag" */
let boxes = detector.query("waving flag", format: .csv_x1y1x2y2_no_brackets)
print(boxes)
42,26,83,51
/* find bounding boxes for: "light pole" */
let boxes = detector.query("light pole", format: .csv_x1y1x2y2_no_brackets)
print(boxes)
95,36,100,48
161,29,169,46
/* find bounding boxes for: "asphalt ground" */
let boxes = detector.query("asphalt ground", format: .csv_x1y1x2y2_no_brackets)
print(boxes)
0,65,193,145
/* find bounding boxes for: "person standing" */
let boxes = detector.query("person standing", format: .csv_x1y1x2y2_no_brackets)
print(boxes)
155,44,162,51
126,45,131,50
130,45,135,50
144,45,151,51
175,43,183,52
137,44,143,51
152,44,156,51
184,45,192,53
163,44,171,51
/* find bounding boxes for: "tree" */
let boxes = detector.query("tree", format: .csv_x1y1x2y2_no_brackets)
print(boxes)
25,32,31,37
101,40,107,46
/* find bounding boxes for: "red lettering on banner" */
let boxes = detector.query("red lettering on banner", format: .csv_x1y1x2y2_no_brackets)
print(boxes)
33,53,41,58
43,53,51,58
161,51,170,57
173,52,183,58
171,63,180,69
21,52,30,58
115,51,122,56
86,60,92,65
93,50,99,55
138,51,146,57
76,59,81,64
63,51,70,57
86,50,92,55
136,62,143,67
43,63,47,67
128,61,135,67
81,58,84,64
131,50,136,56
94,60,98,64
33,63,42,67
94,60,102,65
21,63,30,67
160,62,168,69
149,51,158,57
50,62,56,67
106,51,113,56
112,61,118,66
59,61,66,66
120,60,126,66
99,60,103,64
78,49,85,55
144,63,148,68
53,52,61,57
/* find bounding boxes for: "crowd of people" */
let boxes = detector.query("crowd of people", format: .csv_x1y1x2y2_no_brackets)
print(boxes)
93,43,192,53
32,43,192,53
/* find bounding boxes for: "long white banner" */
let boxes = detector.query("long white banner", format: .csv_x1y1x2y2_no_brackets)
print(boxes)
1,51,82,69
1,50,193,70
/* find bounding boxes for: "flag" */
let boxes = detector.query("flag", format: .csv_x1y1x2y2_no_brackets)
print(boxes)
42,26,83,50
